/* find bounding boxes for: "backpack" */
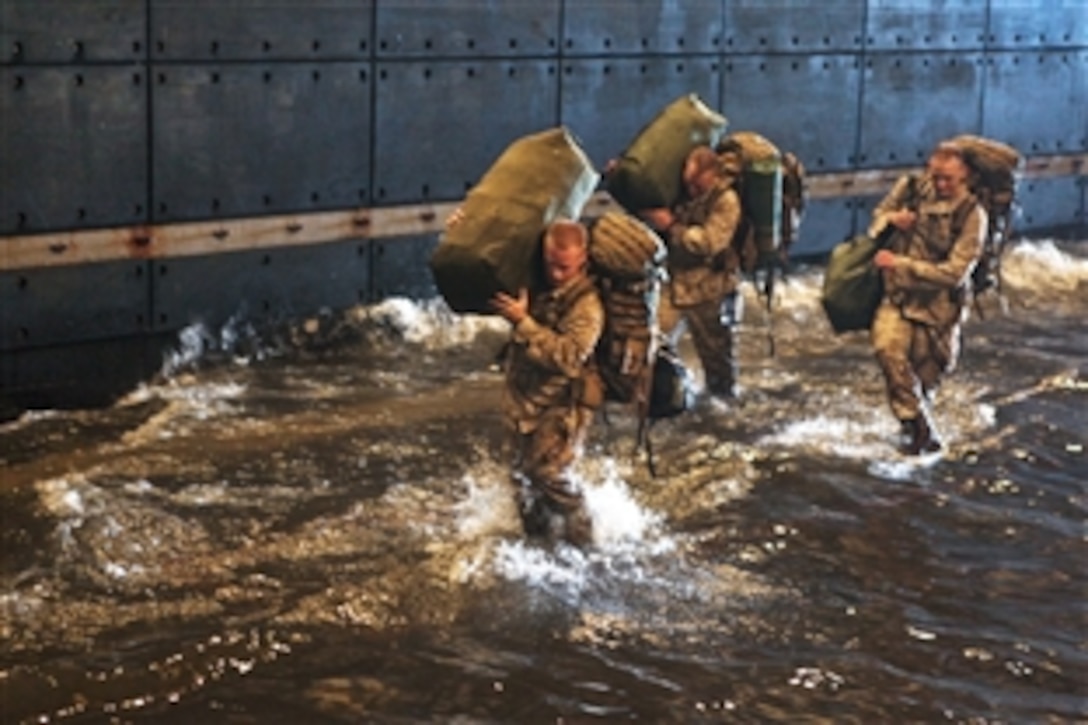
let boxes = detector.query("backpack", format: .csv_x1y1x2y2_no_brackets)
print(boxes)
585,210,694,476
948,134,1023,305
715,131,808,355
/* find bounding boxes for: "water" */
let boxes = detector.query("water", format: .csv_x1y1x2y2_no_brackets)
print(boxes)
1,240,1085,723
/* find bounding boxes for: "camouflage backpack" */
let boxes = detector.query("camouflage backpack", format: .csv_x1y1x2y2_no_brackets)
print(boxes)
585,210,694,475
948,134,1023,304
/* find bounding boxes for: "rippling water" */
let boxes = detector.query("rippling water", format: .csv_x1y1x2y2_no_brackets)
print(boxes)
1,239,1085,723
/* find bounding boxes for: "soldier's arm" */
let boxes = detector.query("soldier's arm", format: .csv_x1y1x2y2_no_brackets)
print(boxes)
902,205,987,290
867,175,916,238
513,293,604,378
673,188,742,258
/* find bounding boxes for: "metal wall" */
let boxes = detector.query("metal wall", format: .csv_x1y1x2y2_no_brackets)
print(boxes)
1,0,1086,403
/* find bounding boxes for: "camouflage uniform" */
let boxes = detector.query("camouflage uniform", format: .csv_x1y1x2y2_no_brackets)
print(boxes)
502,274,604,542
658,178,744,397
869,174,987,423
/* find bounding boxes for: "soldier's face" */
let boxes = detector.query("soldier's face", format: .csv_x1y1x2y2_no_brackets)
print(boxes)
928,156,968,200
543,245,586,287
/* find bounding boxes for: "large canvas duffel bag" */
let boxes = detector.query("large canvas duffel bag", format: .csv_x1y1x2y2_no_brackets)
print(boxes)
430,126,599,314
605,94,728,212
821,234,884,333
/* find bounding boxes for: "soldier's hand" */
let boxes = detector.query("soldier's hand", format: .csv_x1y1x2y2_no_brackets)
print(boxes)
445,206,466,229
639,208,674,231
873,249,899,269
491,288,529,324
888,209,917,230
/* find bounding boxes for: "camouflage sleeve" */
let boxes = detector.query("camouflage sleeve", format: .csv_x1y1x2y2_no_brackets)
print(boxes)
904,205,987,290
674,187,742,258
512,291,604,378
867,175,916,239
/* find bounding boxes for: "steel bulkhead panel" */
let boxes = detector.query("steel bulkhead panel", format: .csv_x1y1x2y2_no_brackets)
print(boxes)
152,62,371,223
858,52,983,169
864,0,987,51
150,0,373,61
790,197,866,258
722,0,865,54
0,66,148,234
375,0,559,58
987,0,1086,49
372,59,559,205
370,234,440,304
1015,176,1084,234
982,51,1087,157
0,261,151,351
1,0,145,64
722,54,860,173
560,57,722,170
563,0,722,56
151,240,370,334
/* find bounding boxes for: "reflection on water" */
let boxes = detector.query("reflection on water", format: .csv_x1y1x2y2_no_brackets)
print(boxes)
1,239,1086,723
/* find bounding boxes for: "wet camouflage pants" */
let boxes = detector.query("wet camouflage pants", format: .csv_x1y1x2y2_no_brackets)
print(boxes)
508,404,594,520
659,294,737,397
871,300,960,421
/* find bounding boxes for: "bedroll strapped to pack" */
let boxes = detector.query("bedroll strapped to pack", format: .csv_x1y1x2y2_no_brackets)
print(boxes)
587,211,693,476
605,94,729,212
429,126,599,314
948,134,1022,303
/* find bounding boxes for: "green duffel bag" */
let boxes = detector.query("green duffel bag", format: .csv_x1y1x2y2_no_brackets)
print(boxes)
821,234,884,333
430,126,599,314
605,94,728,212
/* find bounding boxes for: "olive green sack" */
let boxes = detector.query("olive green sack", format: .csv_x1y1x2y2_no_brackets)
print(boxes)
429,127,599,314
605,94,729,212
821,234,884,334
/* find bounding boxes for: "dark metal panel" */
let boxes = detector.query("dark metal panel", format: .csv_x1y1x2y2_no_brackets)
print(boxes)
0,261,150,351
371,235,439,303
1015,176,1084,234
981,51,1087,157
150,0,373,61
790,198,862,258
858,52,983,168
563,0,722,56
987,0,1086,49
560,57,722,170
1,334,171,411
723,54,861,173
376,0,559,58
0,0,145,64
0,66,147,234
152,62,371,223
151,240,370,332
722,0,865,54
865,0,987,51
373,59,559,205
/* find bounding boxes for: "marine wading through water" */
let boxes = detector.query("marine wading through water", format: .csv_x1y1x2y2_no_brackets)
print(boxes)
821,134,1023,336
430,94,809,478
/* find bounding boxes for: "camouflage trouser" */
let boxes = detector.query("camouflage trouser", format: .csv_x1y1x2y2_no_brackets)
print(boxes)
871,300,960,421
508,404,594,540
659,293,737,397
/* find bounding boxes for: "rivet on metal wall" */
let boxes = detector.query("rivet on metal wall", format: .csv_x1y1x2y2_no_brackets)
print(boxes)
14,75,24,90
18,277,28,290
603,38,612,49
132,73,141,86
676,62,685,73
507,66,516,78
12,41,23,60
211,41,219,55
73,40,84,59
312,70,320,82
467,39,476,50
312,40,321,52
508,39,517,49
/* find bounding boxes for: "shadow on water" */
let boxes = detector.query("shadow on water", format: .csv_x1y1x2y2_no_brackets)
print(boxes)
1,240,1086,723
